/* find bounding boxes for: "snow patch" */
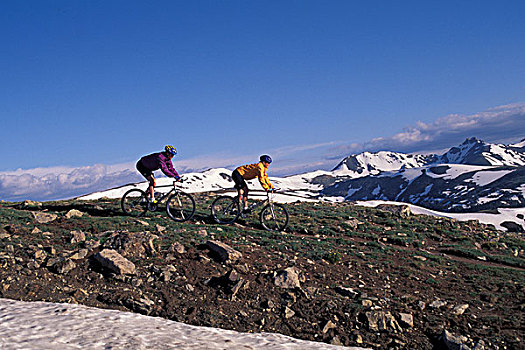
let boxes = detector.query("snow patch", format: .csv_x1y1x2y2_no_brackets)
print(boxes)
0,298,366,350
467,169,515,187
354,200,525,231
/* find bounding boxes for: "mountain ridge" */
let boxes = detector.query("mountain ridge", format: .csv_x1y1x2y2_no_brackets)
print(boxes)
321,138,525,214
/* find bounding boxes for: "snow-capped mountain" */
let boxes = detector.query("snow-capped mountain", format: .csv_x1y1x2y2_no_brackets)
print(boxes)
331,151,436,177
332,137,525,177
322,138,525,213
439,137,525,166
322,164,525,212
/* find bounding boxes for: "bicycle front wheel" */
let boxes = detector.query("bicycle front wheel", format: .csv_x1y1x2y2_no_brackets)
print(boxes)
166,192,196,222
121,189,148,217
211,196,240,224
260,203,289,231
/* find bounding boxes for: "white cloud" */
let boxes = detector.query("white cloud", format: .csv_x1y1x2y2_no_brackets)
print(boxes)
0,164,142,202
328,103,525,158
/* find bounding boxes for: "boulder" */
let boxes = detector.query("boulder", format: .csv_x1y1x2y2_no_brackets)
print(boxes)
376,204,411,218
284,306,295,319
170,242,186,254
230,279,246,298
441,329,471,350
363,311,402,333
322,320,337,333
452,304,469,316
32,212,58,224
47,257,76,274
429,299,448,309
334,286,360,298
93,249,136,275
69,249,89,260
205,240,242,262
103,231,159,258
70,230,86,244
65,209,84,219
19,200,42,209
274,267,302,289
398,312,414,328
197,229,208,237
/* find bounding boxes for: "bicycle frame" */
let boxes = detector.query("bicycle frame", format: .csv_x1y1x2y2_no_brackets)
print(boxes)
122,179,195,222
145,181,184,212
239,191,276,215
211,189,288,230
153,181,183,203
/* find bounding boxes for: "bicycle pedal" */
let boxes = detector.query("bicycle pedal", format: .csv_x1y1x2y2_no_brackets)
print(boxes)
147,203,158,211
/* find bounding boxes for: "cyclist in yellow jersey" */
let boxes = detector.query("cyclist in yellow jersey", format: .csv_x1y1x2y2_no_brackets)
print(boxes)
232,155,275,213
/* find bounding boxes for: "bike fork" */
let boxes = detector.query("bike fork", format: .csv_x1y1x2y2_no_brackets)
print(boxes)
269,204,277,220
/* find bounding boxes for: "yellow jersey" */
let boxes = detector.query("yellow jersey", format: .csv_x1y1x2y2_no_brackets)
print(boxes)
235,162,274,190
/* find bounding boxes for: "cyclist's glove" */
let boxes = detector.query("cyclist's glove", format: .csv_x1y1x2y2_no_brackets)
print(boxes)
174,176,182,182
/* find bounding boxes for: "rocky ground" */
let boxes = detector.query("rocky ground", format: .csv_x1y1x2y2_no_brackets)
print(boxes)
0,195,524,349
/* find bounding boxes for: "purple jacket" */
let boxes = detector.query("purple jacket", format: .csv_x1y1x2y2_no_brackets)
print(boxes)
140,152,180,179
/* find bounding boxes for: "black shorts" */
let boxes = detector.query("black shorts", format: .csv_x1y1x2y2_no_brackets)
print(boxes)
232,169,248,191
136,160,153,179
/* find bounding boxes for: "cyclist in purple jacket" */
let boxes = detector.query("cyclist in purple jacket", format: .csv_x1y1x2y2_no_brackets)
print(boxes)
136,145,181,202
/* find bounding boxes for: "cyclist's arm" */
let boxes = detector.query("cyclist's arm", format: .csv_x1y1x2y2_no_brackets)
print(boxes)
160,160,181,180
257,164,274,190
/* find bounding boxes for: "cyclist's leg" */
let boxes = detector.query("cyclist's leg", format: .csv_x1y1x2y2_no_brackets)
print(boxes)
137,161,155,200
147,175,156,201
232,170,248,209
237,188,243,207
242,185,249,210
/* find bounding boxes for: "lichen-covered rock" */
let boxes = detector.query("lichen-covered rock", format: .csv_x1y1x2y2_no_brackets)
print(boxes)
274,267,302,289
65,209,84,219
103,231,158,258
93,249,136,275
32,212,58,224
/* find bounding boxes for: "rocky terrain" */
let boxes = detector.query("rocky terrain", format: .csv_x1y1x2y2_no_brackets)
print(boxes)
1,195,524,349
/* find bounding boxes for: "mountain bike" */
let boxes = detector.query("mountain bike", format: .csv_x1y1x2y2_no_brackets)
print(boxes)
210,189,289,231
121,180,196,222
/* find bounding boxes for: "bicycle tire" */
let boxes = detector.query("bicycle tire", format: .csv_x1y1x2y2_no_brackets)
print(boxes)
260,203,289,231
211,195,241,224
166,192,196,222
121,189,149,217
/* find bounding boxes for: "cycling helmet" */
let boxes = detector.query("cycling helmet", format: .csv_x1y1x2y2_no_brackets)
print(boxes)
260,155,272,163
165,145,177,155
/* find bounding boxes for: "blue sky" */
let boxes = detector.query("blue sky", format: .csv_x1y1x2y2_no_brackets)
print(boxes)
1,1,525,200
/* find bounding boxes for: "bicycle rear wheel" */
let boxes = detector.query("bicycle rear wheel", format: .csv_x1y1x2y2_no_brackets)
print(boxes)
260,203,289,231
166,192,196,222
121,189,148,217
211,196,241,224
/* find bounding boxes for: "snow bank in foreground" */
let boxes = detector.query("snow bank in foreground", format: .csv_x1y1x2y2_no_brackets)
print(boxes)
0,299,367,350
